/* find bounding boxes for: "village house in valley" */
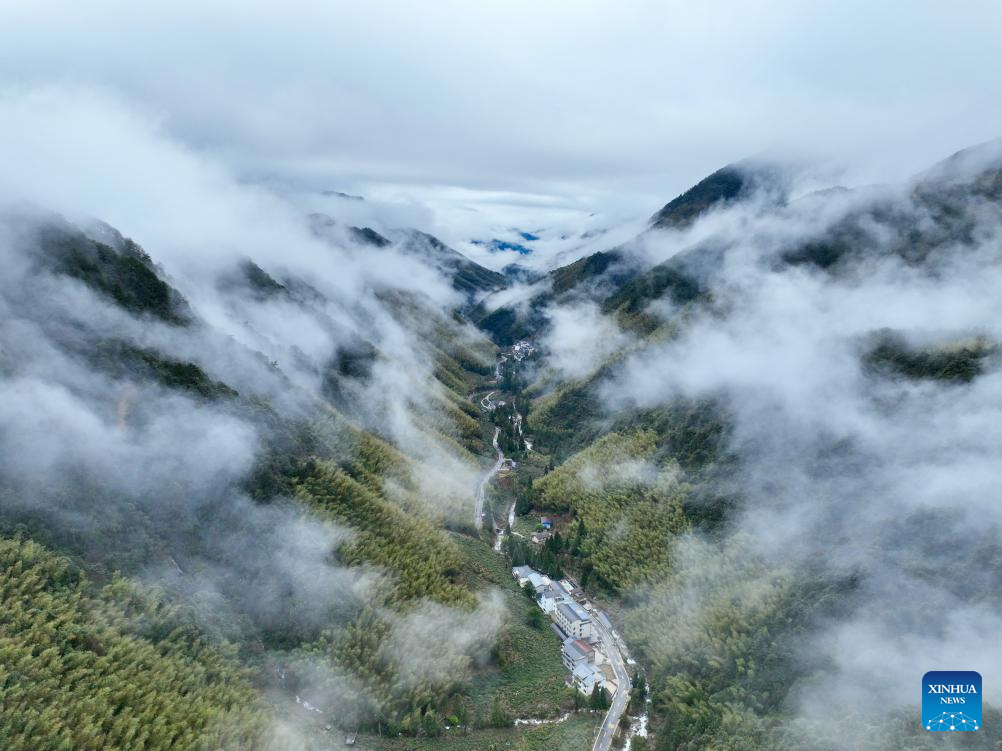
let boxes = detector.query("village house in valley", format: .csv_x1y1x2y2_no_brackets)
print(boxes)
554,601,593,639
538,582,570,614
530,530,551,545
512,564,616,696
561,637,596,671
561,638,609,695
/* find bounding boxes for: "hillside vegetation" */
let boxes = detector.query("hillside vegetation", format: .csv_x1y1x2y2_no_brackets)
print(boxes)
511,148,1002,750
533,431,688,591
0,537,265,751
0,213,514,747
7,137,1002,751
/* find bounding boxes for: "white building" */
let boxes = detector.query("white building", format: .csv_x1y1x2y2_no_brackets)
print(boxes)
527,572,550,592
539,583,571,614
570,661,604,695
553,601,593,639
511,565,550,594
512,565,534,585
561,637,594,671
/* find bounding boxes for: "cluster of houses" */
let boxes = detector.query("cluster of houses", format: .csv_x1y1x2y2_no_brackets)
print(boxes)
530,516,552,545
511,339,535,361
512,565,619,698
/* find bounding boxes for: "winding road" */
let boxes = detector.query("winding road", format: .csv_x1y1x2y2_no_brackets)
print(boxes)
476,342,633,751
474,427,503,530
590,609,632,751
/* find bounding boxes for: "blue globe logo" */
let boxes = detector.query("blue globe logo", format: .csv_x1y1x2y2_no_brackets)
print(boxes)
926,711,979,731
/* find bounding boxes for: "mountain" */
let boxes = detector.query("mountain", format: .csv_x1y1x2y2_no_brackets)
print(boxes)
6,141,1002,751
468,161,765,345
396,229,509,297
473,146,1002,346
28,215,195,325
348,225,391,247
307,212,508,300
516,143,1002,750
0,207,512,749
499,262,543,283
648,163,749,230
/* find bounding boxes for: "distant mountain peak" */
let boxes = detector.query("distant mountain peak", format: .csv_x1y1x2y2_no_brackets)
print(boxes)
649,164,749,230
914,138,1002,194
649,159,790,231
320,190,364,201
349,226,391,247
397,229,509,298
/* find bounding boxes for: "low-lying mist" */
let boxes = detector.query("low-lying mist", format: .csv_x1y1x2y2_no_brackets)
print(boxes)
535,147,1002,745
0,86,503,739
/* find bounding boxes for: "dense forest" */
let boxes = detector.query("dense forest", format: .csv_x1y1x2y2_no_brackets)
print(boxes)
0,213,514,749
5,135,1002,751
510,145,1002,750
0,537,265,751
532,431,688,591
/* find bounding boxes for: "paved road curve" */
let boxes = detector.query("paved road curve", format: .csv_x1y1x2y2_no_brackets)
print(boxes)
591,609,631,751
474,427,503,530
481,343,632,749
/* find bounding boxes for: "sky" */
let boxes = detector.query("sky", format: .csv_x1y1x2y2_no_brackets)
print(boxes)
1,2,1001,743
0,48,504,734
2,0,1002,259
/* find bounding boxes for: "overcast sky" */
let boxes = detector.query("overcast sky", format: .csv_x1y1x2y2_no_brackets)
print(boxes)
2,0,1001,247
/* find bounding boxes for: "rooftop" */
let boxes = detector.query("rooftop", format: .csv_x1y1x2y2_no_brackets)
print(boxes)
572,661,603,682
557,601,591,624
539,583,566,600
562,637,594,661
527,572,550,590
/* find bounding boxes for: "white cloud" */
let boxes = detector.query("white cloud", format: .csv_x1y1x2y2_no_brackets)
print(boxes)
2,1,1000,250
590,165,1002,727
542,301,633,381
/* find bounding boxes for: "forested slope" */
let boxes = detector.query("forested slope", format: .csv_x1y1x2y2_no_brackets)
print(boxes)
518,144,1002,750
0,210,509,747
533,431,688,591
0,538,265,751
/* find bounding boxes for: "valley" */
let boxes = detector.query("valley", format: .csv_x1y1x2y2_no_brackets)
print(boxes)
473,342,639,751
5,6,1002,750
3,136,1002,751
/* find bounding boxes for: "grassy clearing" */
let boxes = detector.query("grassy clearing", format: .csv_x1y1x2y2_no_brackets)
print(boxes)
451,534,571,720
357,712,601,751
512,515,540,537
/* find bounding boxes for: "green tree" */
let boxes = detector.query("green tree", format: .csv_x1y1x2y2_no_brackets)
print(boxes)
421,709,442,737
629,672,648,714
526,605,545,629
489,698,511,728
590,684,610,710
